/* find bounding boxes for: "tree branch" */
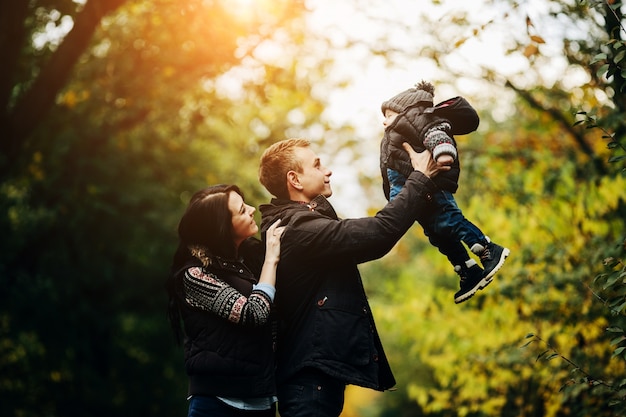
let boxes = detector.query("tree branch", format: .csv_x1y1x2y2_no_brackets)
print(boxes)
3,0,128,172
0,1,29,119
505,79,607,176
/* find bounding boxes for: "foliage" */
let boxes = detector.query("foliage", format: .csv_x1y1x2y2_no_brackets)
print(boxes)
363,154,626,416
0,1,332,416
349,1,626,416
2,0,626,416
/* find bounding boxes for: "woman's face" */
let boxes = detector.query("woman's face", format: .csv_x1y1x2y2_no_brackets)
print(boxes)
228,191,258,246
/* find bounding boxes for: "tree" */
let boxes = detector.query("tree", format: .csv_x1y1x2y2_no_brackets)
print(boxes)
0,1,332,416
1,0,127,175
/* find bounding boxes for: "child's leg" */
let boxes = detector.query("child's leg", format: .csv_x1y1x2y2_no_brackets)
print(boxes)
421,217,488,304
424,227,471,267
425,191,487,247
424,191,510,280
416,190,507,303
386,168,406,201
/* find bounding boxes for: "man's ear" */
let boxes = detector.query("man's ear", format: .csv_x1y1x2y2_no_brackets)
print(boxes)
287,170,303,191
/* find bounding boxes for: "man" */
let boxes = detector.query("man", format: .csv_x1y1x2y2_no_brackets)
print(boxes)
258,138,448,417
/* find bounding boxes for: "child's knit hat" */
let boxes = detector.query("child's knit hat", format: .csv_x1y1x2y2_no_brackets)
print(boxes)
381,80,435,115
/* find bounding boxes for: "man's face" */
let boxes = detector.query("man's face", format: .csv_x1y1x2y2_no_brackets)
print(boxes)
293,146,333,200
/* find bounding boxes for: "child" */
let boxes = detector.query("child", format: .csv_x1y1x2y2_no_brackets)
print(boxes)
380,80,510,303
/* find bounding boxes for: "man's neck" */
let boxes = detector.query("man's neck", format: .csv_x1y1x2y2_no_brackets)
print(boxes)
287,191,309,204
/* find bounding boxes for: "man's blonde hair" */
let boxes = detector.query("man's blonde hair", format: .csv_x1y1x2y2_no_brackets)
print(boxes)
259,138,311,199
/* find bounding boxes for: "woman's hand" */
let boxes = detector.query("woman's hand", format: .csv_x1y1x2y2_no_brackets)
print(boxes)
264,219,285,264
258,219,285,289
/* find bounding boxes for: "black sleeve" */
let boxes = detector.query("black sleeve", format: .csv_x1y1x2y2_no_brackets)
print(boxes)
281,170,437,264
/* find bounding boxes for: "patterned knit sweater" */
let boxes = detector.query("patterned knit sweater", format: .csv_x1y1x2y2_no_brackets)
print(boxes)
178,244,277,399
183,266,272,327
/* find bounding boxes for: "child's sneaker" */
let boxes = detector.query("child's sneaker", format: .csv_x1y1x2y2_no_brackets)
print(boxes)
454,261,488,304
471,238,510,281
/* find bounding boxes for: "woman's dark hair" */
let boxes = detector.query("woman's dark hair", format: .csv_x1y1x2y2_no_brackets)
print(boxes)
177,184,243,261
166,184,243,344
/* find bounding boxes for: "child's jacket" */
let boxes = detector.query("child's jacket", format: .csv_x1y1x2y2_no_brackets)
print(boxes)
379,96,479,200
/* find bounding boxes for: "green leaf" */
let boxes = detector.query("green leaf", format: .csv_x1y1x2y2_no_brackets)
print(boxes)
604,272,622,289
597,63,610,78
536,350,550,361
612,346,626,358
591,53,607,64
607,326,624,333
610,336,626,346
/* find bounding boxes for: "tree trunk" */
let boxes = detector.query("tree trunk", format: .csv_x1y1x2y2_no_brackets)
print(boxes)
1,0,128,176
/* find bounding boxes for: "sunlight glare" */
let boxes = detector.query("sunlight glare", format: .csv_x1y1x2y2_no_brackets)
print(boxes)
231,0,255,6
227,0,266,24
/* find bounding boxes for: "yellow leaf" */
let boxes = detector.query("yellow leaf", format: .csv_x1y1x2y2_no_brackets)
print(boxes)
523,44,538,57
454,38,467,48
61,90,77,108
530,35,546,44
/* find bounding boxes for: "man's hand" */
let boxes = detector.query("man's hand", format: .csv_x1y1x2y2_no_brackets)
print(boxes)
403,142,451,178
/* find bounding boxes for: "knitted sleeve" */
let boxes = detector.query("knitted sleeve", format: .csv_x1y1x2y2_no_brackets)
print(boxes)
183,266,272,327
423,121,458,162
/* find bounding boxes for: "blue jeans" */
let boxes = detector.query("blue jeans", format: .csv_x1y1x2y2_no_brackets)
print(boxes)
188,396,276,417
387,168,486,266
277,368,346,417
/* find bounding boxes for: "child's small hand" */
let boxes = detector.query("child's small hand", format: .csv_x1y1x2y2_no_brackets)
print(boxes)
437,154,454,166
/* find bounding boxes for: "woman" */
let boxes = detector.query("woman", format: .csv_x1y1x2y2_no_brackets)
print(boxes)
166,184,284,417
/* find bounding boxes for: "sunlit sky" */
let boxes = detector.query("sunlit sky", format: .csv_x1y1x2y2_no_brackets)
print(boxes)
40,0,581,218
207,0,586,218
309,0,526,123
303,0,533,217
296,0,596,218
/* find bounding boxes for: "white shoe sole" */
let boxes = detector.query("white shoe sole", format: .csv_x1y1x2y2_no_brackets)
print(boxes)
483,248,510,281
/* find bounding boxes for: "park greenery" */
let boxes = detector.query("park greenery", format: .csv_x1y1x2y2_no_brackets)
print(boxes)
1,0,624,416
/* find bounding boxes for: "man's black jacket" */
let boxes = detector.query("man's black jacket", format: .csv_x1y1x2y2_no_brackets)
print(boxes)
260,170,438,390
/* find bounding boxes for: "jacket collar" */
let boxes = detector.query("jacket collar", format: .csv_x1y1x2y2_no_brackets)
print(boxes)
188,245,252,275
268,195,338,220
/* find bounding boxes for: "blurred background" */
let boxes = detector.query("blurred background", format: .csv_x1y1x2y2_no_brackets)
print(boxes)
1,0,625,416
